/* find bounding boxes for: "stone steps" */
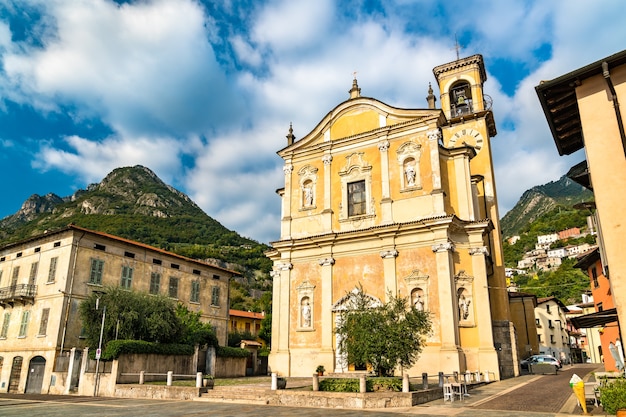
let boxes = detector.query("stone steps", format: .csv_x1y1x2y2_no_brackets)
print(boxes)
195,386,276,405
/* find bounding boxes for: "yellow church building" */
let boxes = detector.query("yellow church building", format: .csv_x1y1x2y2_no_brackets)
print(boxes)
267,54,517,380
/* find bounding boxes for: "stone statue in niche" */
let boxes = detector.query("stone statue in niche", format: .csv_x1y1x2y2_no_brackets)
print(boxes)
304,185,313,206
412,290,424,311
414,294,424,311
405,163,416,187
458,293,471,320
302,300,311,327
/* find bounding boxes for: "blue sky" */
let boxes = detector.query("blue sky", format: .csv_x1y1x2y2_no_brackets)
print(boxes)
0,0,624,244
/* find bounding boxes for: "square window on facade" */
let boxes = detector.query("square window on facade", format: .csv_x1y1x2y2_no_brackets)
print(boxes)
150,272,161,294
347,180,366,217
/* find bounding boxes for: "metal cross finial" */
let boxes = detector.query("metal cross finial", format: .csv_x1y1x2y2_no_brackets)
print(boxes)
453,34,462,60
353,70,357,79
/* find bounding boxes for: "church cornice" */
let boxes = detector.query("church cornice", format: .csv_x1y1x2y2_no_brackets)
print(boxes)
432,54,486,82
269,215,492,250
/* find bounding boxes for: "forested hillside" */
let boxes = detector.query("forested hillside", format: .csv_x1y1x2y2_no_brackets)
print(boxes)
0,166,272,311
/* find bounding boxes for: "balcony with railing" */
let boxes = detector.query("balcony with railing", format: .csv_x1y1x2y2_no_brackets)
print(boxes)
0,284,37,307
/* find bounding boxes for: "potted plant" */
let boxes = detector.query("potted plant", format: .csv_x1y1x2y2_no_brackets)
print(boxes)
202,374,214,389
598,377,626,415
316,365,326,376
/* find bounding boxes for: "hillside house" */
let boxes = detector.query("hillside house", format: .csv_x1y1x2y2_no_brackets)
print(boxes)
535,297,571,363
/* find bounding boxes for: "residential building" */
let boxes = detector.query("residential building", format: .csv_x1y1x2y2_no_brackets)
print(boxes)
508,292,539,362
558,227,581,240
536,49,626,353
535,297,570,363
573,248,620,370
267,54,516,379
537,233,559,246
0,225,234,394
229,309,265,338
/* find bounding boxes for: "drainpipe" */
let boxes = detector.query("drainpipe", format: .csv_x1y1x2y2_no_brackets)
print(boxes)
60,231,86,354
601,61,626,157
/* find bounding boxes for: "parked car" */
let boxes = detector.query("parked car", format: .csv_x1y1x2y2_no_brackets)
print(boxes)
521,354,562,371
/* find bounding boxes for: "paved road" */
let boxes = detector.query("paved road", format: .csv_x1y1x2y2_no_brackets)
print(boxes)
0,364,603,417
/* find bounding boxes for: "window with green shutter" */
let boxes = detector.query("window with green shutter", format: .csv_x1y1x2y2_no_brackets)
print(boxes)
211,286,220,306
121,265,133,289
19,311,30,337
190,280,200,303
90,259,104,285
38,308,50,336
0,313,10,338
169,277,179,298
47,257,58,283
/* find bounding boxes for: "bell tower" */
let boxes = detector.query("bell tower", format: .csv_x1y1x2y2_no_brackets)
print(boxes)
433,55,517,378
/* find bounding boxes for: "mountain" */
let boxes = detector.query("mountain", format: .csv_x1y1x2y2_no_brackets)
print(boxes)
0,166,272,283
500,175,593,237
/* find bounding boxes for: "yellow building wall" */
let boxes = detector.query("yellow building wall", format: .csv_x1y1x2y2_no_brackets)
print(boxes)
576,65,626,343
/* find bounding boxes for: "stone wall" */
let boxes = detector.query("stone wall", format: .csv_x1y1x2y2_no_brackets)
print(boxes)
215,356,246,377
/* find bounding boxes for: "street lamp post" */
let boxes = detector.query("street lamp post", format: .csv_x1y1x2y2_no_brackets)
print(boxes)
94,292,106,397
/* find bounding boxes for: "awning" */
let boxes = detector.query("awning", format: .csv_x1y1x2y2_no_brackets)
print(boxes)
570,308,618,329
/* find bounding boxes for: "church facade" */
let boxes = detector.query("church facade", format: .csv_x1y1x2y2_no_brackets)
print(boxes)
267,55,517,379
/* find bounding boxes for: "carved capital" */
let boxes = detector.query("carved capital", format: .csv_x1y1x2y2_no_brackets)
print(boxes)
431,242,454,253
277,262,293,271
380,249,398,259
283,164,293,175
318,257,335,266
378,140,390,152
322,154,333,165
469,246,489,256
427,129,442,142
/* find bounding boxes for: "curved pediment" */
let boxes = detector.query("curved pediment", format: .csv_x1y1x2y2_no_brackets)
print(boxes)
279,96,441,154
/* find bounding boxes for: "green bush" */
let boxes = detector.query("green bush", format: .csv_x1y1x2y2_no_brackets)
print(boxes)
216,346,250,358
598,378,626,415
100,340,194,360
319,377,402,392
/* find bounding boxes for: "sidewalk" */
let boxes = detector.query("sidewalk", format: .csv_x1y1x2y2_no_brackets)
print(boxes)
367,364,604,416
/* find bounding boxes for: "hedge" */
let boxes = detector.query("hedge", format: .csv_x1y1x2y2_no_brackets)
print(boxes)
99,340,194,360
216,346,250,358
319,377,402,392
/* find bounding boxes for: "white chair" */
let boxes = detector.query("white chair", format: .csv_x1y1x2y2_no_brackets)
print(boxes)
442,383,454,402
451,382,465,401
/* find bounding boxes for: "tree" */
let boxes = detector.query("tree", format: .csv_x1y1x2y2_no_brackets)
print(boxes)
334,286,432,376
79,286,182,350
175,304,218,347
79,286,220,350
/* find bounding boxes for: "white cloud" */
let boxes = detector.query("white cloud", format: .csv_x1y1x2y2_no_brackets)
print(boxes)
33,134,187,186
2,0,242,135
251,0,334,53
2,0,626,244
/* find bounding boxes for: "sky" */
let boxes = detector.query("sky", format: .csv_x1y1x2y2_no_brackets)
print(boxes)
0,0,624,244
